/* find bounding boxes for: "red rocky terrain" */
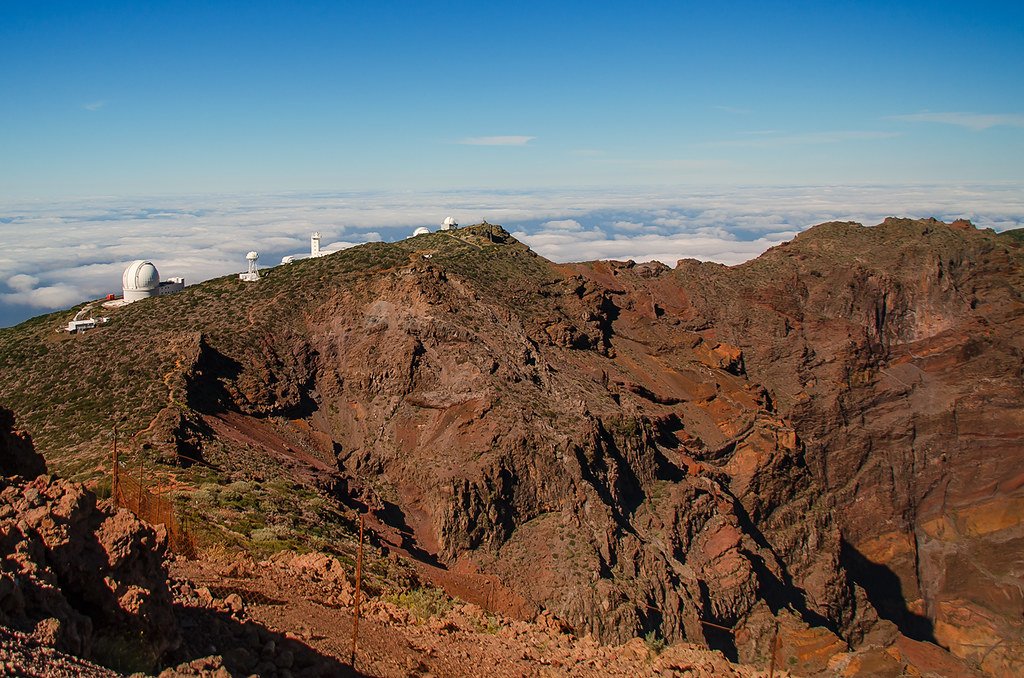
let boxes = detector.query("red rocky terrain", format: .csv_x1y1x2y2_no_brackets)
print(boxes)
0,217,1019,676
656,218,1023,674
0,406,177,672
1,406,776,676
142,219,1016,674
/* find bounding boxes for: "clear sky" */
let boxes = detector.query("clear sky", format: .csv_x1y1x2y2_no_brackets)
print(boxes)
2,1,1023,198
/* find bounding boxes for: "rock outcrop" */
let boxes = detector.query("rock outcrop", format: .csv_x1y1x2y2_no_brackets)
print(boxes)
0,405,45,479
0,406,179,673
658,218,1023,675
200,220,1014,673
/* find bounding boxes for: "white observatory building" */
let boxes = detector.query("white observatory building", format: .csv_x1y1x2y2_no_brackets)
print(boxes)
281,231,341,264
440,216,458,231
120,260,184,303
413,226,430,236
239,251,260,282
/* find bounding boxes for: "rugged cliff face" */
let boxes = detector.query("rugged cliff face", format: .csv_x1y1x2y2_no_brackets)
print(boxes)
653,219,1024,674
285,247,847,665
0,218,1018,675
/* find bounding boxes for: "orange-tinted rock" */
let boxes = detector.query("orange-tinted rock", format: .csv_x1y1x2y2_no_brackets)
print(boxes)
0,409,179,670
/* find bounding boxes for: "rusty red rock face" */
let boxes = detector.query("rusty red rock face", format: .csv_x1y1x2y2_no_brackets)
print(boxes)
0,406,179,672
130,220,1018,673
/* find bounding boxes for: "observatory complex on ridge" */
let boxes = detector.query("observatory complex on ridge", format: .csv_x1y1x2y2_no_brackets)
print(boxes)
410,217,457,237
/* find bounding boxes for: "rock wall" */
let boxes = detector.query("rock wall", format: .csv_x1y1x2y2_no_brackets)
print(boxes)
664,219,1024,674
0,405,45,479
171,239,852,665
0,406,179,673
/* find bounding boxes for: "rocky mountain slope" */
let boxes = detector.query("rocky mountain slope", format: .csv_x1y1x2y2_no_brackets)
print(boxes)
661,218,1023,673
0,405,776,677
0,218,1019,675
0,405,178,672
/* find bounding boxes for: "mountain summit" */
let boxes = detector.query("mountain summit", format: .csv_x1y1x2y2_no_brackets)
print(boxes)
1,219,1020,675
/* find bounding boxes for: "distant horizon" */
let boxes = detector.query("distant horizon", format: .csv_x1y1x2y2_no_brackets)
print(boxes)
2,182,1021,329
7,178,1024,205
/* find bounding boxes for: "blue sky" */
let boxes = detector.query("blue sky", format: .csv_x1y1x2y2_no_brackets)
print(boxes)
1,2,1023,327
2,1,1023,197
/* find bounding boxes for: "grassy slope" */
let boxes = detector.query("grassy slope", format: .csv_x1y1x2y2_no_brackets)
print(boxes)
0,226,558,561
998,227,1024,245
0,226,543,475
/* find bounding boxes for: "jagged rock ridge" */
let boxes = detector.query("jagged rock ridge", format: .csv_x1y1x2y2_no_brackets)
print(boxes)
0,219,1019,675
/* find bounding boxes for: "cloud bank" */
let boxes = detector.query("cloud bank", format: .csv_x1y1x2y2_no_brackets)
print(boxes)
1,185,1021,327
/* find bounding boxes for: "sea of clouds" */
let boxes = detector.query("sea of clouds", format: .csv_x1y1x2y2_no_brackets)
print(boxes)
1,184,1021,327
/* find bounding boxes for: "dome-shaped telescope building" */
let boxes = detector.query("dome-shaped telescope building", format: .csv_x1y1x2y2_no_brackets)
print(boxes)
119,260,185,303
122,260,161,302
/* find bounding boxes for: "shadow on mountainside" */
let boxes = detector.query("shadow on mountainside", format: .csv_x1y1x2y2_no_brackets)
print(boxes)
184,339,243,414
840,538,937,644
166,603,368,677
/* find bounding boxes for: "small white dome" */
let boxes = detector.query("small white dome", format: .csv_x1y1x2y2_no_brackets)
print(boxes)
246,251,259,261
413,227,430,236
122,260,159,291
442,216,457,228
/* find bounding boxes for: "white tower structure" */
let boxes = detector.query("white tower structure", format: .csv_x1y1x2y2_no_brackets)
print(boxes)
122,260,161,302
239,251,260,282
311,231,322,258
440,216,458,231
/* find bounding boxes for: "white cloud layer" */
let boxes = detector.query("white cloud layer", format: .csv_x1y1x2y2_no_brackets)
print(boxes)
7,274,39,292
0,184,1021,326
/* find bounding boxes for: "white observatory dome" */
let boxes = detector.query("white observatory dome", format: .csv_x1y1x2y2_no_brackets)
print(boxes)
122,260,160,302
441,216,458,230
246,251,259,261
413,227,430,236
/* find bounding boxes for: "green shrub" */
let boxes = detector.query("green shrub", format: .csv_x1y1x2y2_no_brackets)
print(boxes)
385,586,454,621
250,525,290,543
644,630,667,654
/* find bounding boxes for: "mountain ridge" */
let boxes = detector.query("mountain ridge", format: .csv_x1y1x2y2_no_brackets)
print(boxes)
1,217,1020,675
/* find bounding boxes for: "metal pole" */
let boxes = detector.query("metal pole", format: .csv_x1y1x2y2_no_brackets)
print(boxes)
137,454,145,515
350,513,364,668
768,622,779,678
112,424,119,507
